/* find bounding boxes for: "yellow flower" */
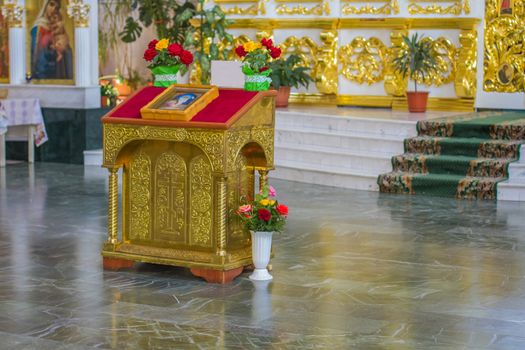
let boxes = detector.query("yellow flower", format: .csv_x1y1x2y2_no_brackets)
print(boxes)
269,200,276,205
259,199,270,206
155,38,169,51
243,41,262,53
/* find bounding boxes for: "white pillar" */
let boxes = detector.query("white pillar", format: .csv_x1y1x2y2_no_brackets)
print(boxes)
75,27,90,86
8,27,25,85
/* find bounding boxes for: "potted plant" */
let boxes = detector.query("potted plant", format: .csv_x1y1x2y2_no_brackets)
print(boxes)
143,38,194,87
235,38,282,91
269,54,314,108
236,185,288,281
100,82,118,107
391,33,439,113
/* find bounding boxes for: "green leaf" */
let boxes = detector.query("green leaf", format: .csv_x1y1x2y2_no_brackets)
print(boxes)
119,17,142,43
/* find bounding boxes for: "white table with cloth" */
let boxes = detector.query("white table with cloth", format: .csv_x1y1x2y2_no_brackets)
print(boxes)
0,98,48,167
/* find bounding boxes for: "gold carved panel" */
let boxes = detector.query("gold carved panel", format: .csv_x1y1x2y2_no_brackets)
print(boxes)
484,0,525,92
280,32,338,94
384,30,408,97
408,0,470,15
103,124,225,172
275,0,330,15
339,37,388,85
341,0,399,15
227,153,250,246
155,152,186,243
129,147,151,241
189,155,213,247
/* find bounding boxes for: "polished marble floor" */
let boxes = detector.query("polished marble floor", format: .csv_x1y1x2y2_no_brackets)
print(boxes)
1,163,525,349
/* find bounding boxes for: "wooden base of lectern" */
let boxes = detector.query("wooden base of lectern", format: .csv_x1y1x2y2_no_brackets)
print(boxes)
190,267,244,284
103,257,135,270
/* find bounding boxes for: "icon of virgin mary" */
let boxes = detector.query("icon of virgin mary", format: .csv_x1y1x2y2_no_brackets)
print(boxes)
30,0,73,80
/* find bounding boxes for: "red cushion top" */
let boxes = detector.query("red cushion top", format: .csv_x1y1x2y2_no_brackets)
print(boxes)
107,87,258,124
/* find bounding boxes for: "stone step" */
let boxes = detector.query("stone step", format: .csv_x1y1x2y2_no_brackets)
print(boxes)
507,162,525,180
271,160,379,191
276,110,416,138
275,143,393,174
84,149,102,166
498,181,525,201
275,127,404,155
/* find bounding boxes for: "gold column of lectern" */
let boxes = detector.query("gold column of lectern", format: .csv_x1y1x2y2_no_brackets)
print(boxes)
101,87,276,283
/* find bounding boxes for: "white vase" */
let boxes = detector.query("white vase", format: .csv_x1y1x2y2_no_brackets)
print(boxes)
249,231,273,281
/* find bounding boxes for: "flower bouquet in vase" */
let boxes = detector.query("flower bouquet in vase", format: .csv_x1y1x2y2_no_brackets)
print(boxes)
143,38,194,87
235,38,282,91
237,185,288,281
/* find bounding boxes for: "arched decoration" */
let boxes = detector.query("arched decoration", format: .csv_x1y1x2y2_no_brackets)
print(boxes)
189,155,213,247
155,151,186,243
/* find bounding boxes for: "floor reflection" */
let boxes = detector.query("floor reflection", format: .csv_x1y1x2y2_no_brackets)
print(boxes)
0,163,525,349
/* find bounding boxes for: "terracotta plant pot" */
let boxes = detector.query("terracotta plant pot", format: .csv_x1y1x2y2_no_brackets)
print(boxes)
101,96,109,107
406,91,429,113
275,86,291,108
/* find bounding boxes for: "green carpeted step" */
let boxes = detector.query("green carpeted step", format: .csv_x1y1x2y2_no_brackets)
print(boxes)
405,136,523,159
378,172,504,199
392,154,511,177
418,111,525,140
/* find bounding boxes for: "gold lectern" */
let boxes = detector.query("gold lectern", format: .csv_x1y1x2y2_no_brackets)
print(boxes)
101,87,276,283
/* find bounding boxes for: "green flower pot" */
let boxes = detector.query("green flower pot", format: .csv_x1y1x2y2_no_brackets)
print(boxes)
242,65,272,91
151,65,180,87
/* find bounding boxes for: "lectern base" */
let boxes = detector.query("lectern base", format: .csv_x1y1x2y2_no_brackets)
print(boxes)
103,257,135,270
190,267,244,284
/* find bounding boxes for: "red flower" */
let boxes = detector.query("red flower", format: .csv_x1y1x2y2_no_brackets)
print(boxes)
258,208,271,222
235,45,247,57
276,204,288,216
148,39,158,50
270,47,281,59
168,43,182,57
180,50,194,65
260,66,269,72
143,48,158,61
261,38,273,49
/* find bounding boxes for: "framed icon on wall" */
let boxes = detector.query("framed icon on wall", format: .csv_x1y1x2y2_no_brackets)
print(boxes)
26,0,75,85
141,84,219,121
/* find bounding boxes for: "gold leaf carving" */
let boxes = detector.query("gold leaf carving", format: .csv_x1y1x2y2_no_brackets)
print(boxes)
414,37,457,87
408,0,470,15
276,1,330,15
190,155,213,247
341,0,399,15
339,37,388,85
129,148,151,241
103,124,224,172
483,0,525,92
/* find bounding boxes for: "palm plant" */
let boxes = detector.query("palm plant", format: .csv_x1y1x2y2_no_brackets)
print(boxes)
391,33,439,92
269,54,313,90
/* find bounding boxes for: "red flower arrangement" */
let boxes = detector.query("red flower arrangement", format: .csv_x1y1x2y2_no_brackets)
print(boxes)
236,185,288,232
143,38,193,68
235,38,282,74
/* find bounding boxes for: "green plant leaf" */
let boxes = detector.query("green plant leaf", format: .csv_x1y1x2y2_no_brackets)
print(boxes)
119,17,142,43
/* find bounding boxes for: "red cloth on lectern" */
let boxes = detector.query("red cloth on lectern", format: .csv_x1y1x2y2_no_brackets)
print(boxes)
109,87,258,124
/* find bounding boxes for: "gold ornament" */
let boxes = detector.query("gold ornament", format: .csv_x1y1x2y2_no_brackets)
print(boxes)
408,0,470,15
341,0,399,15
339,37,388,85
66,0,91,27
483,0,525,92
0,0,24,28
276,0,330,15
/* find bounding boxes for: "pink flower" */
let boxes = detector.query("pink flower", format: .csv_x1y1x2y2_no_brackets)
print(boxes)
268,185,276,197
238,204,252,214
